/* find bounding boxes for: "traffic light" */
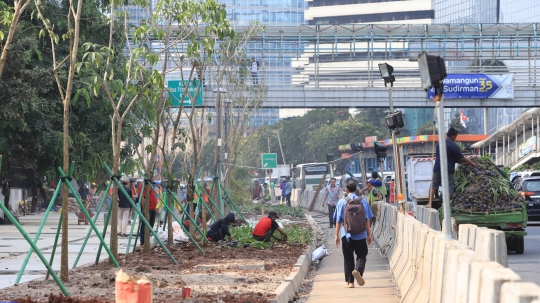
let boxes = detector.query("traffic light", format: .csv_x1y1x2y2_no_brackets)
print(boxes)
385,111,405,130
326,153,334,162
374,142,387,159
350,142,363,152
418,51,447,91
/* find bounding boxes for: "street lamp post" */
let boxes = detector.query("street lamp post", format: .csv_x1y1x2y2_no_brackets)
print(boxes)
417,51,450,239
212,88,227,216
378,63,401,209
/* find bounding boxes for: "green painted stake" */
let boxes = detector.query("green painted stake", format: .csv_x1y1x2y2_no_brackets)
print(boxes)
126,192,144,254
57,167,119,267
150,185,207,241
72,181,111,268
95,199,113,265
220,183,246,223
69,161,75,178
195,182,223,218
45,212,63,281
153,189,206,254
0,203,70,296
104,163,178,264
15,180,63,285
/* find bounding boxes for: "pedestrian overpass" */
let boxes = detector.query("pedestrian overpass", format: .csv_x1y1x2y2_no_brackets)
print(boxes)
188,23,540,108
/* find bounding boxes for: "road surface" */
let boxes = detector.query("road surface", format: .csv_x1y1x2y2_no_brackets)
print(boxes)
508,223,540,285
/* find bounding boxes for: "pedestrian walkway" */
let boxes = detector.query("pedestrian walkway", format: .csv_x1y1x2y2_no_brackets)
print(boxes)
306,211,400,303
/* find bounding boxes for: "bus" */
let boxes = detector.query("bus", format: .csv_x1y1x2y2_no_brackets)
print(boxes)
293,163,333,192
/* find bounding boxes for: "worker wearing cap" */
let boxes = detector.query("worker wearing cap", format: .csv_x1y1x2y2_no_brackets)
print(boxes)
359,178,383,221
430,127,477,207
252,211,288,242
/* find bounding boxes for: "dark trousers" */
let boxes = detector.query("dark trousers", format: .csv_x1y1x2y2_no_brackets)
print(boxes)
140,209,156,245
285,192,291,206
327,204,336,227
251,72,258,84
253,230,273,242
341,236,368,283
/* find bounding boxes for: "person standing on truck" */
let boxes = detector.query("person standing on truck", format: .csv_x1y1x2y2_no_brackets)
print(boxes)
321,177,341,228
370,171,388,198
429,127,477,206
359,179,383,222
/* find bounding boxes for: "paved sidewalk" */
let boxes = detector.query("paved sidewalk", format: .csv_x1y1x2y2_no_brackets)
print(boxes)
0,210,136,289
306,211,400,303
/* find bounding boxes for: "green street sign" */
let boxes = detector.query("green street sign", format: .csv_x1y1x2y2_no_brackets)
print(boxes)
261,153,277,169
168,80,203,107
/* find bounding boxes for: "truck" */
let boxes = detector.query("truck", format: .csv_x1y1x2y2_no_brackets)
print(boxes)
270,165,290,180
406,154,438,209
406,154,527,254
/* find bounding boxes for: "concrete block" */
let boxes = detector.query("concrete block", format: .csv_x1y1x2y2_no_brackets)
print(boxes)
389,213,405,270
469,261,504,303
417,205,425,223
293,255,309,277
414,231,445,303
401,224,430,303
428,209,442,231
458,224,477,248
455,254,488,303
500,282,540,303
492,229,508,267
474,229,508,267
468,226,487,251
442,246,475,303
430,239,467,303
284,270,304,292
479,267,521,303
268,281,294,303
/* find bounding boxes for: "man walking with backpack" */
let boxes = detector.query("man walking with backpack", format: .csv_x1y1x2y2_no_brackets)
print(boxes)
334,181,373,288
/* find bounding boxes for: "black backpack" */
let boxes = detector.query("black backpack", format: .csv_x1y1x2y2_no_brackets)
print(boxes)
343,197,367,234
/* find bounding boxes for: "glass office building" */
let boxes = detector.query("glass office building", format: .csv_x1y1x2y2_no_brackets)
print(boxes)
434,0,499,23
501,0,540,22
220,0,306,26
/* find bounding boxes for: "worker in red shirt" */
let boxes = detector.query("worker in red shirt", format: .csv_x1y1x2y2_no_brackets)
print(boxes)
137,180,157,246
252,211,288,242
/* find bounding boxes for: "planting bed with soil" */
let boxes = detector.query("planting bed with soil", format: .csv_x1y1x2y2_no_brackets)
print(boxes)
1,214,313,303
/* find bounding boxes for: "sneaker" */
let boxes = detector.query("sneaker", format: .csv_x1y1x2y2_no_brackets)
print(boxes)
352,270,365,286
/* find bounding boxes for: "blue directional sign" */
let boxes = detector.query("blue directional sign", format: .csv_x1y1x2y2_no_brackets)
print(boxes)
428,74,514,99
168,80,203,107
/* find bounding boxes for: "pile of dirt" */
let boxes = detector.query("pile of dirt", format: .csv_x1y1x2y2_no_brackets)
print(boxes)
452,157,522,213
9,294,113,303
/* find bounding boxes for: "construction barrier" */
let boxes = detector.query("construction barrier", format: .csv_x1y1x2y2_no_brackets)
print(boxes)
372,203,540,303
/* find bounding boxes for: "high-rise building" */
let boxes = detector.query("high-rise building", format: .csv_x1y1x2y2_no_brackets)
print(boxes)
305,0,434,25
434,0,499,23
500,0,540,23
219,0,306,26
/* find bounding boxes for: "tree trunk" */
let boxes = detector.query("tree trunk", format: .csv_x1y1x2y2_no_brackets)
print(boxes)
0,1,28,79
167,192,172,247
143,183,151,253
60,0,83,281
110,122,122,260
60,102,70,282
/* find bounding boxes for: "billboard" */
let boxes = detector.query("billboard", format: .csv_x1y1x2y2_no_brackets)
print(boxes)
428,74,514,99
519,136,537,158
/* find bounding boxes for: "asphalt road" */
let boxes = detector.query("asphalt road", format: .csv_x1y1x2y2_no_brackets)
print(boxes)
508,223,540,285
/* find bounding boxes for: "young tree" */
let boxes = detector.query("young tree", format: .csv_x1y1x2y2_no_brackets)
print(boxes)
448,112,469,134
0,0,32,78
415,121,438,135
34,0,84,281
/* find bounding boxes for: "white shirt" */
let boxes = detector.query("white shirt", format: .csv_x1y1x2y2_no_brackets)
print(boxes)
251,61,258,73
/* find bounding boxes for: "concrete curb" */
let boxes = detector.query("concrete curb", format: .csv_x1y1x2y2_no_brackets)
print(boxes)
268,221,318,303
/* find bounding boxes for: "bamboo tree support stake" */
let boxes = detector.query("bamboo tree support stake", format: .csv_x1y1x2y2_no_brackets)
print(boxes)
45,212,63,281
0,202,70,296
104,163,178,263
95,197,113,265
166,188,209,238
72,181,111,268
219,183,246,223
15,180,63,285
149,184,209,244
57,167,119,267
195,181,223,218
126,192,144,254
